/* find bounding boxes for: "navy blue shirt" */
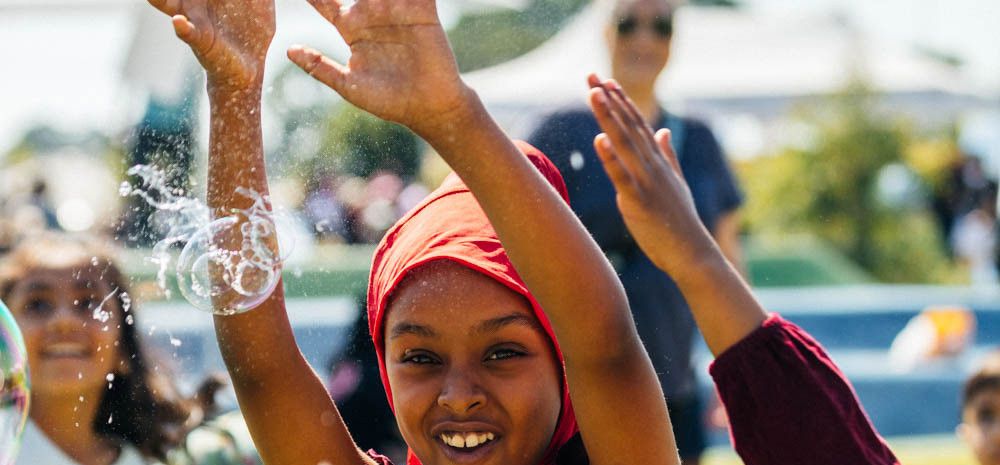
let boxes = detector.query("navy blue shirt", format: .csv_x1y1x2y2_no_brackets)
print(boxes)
528,105,743,398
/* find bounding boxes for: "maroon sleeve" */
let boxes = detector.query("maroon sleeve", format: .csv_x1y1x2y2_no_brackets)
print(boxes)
708,314,899,465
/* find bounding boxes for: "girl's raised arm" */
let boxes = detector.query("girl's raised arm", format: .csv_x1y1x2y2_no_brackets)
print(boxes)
587,75,899,465
585,74,767,356
146,1,372,464
288,1,678,464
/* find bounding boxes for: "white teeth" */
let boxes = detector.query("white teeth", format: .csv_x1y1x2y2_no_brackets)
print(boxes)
44,343,87,356
440,432,495,449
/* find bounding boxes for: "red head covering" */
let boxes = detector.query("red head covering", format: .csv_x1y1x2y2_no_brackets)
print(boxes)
367,141,578,465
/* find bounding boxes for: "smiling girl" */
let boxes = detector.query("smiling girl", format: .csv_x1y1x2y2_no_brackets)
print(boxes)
0,234,209,465
147,0,678,465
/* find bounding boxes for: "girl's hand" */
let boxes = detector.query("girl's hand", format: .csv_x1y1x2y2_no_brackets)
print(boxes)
147,0,275,92
586,73,719,275
287,0,473,138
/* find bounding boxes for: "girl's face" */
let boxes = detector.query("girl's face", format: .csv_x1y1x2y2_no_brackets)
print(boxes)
384,262,562,465
6,266,124,396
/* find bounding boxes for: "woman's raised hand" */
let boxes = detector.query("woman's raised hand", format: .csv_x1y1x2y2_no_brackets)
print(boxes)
147,0,275,92
586,73,718,276
288,0,472,137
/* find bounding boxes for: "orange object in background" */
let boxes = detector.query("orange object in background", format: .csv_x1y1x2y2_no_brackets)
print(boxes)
924,306,978,357
890,305,977,371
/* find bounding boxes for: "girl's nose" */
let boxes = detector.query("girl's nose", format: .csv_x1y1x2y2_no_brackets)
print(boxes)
437,368,488,414
47,302,88,331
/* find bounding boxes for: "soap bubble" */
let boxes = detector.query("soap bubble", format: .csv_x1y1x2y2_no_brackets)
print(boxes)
120,165,285,315
176,215,281,315
0,300,30,465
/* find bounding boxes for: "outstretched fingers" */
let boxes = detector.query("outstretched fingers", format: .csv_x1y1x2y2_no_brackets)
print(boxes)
605,82,663,172
589,87,646,172
146,0,182,16
594,132,636,192
171,15,200,45
655,129,684,179
306,0,346,25
288,45,349,94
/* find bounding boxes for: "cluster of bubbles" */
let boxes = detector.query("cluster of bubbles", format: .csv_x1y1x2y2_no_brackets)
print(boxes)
0,300,29,465
119,165,285,315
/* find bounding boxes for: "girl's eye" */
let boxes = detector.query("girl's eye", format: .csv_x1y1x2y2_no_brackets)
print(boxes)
978,407,997,425
402,351,439,365
23,298,53,316
486,348,524,362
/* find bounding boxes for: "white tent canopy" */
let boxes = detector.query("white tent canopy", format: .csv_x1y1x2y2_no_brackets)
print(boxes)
464,3,971,108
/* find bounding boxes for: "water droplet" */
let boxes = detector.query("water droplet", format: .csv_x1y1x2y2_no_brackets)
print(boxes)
118,181,132,197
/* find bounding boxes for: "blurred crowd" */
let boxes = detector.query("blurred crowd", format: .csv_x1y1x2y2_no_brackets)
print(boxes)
0,129,439,257
935,155,1000,286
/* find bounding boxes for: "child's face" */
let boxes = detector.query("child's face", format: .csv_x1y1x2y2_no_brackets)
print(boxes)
384,262,562,465
6,266,124,396
960,387,1000,465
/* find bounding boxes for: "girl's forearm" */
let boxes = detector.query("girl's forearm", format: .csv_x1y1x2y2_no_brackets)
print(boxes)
205,87,368,465
666,240,767,357
205,87,305,384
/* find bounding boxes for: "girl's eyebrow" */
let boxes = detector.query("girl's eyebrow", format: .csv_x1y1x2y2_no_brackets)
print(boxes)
475,314,540,335
23,282,52,293
389,322,438,340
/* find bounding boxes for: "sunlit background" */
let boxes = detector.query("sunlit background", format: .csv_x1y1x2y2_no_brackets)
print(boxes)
1,0,999,463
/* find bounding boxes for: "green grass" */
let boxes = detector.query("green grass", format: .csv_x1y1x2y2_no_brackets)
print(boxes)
745,234,874,287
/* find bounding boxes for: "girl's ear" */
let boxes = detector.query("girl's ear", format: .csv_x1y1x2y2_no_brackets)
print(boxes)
956,422,972,444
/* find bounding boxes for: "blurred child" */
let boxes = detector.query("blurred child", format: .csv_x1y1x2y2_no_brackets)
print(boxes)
0,234,219,465
959,351,1000,465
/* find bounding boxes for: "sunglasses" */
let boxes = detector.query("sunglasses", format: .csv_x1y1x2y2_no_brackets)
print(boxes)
616,15,673,38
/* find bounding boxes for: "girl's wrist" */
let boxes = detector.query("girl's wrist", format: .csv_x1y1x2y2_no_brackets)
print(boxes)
412,85,487,145
655,236,732,288
207,81,263,107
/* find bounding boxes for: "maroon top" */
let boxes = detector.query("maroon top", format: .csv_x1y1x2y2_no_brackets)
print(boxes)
709,314,900,465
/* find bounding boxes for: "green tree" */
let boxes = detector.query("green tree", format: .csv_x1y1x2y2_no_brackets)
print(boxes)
738,82,955,283
316,104,423,180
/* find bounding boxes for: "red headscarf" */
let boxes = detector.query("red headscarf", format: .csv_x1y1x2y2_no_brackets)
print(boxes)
367,141,579,465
